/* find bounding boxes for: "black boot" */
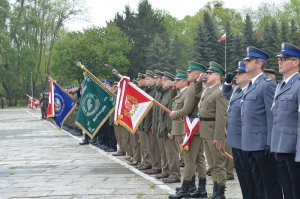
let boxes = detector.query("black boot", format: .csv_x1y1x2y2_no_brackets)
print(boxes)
190,177,207,198
215,184,226,199
208,182,218,199
175,175,196,193
169,180,191,199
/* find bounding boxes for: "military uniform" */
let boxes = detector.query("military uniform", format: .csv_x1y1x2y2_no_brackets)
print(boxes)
145,70,163,174
157,72,181,182
271,43,300,199
130,73,145,165
171,71,192,158
223,61,257,199
241,46,282,199
138,70,156,170
198,62,228,198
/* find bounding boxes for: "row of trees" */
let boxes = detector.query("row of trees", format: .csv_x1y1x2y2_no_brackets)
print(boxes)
1,0,300,105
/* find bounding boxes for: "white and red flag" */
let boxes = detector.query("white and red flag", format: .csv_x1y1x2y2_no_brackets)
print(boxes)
180,116,200,151
47,80,55,117
217,33,227,42
115,76,154,134
26,95,39,108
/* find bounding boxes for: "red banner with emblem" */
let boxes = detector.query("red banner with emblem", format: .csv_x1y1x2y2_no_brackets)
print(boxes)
115,77,154,134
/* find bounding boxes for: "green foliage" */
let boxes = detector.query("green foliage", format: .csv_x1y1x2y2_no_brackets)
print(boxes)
51,23,131,84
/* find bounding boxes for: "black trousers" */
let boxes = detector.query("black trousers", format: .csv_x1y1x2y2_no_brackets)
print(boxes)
275,153,300,199
232,148,257,199
248,150,283,199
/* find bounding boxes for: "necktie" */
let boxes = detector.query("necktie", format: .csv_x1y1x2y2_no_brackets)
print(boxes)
280,81,286,89
247,81,252,90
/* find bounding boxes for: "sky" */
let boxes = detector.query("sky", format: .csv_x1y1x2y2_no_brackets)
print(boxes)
65,0,286,32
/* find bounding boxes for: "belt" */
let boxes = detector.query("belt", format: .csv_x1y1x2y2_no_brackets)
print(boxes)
199,117,215,121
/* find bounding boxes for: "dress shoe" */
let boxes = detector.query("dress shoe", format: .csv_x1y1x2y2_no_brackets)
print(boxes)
180,161,185,168
124,156,132,161
112,151,126,156
206,168,212,176
135,163,142,169
226,174,234,180
128,161,139,166
155,173,169,179
105,148,117,152
138,165,151,170
162,176,181,183
145,169,161,175
79,139,89,145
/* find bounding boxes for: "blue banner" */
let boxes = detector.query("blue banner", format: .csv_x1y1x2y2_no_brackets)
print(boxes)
52,82,77,127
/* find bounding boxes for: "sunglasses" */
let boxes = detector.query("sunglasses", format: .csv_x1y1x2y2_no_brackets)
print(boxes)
277,57,298,62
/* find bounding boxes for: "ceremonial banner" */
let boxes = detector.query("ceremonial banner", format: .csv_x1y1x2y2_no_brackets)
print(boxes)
47,80,77,128
76,76,116,139
180,116,200,151
115,77,154,134
26,95,39,109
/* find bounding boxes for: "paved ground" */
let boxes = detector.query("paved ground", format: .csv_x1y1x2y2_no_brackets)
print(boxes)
0,108,242,199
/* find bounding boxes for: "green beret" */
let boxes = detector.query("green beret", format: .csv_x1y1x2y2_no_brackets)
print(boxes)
175,69,188,80
154,70,164,78
163,71,175,81
206,61,225,76
187,61,207,72
145,70,155,78
263,68,276,75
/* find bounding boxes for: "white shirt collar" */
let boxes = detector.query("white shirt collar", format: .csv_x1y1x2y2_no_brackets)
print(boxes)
284,72,299,84
251,72,263,84
241,86,247,91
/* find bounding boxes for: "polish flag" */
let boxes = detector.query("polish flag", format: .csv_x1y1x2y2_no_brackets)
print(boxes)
47,80,55,117
180,116,200,151
217,33,227,42
115,77,154,134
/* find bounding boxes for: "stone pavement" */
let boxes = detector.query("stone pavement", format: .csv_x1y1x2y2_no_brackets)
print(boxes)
0,108,242,199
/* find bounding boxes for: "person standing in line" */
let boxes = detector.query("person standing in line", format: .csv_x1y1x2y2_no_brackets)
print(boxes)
271,42,300,199
241,46,283,199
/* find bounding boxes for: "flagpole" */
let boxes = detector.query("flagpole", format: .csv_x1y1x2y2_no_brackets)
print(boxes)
225,33,227,73
76,62,116,97
104,63,172,114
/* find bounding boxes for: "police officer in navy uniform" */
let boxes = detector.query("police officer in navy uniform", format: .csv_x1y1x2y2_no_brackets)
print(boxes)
271,42,300,199
242,46,283,199
223,61,257,199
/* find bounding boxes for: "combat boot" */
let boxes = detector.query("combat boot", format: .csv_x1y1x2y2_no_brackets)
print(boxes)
169,180,191,199
208,182,218,199
214,184,226,199
175,175,196,193
190,177,207,198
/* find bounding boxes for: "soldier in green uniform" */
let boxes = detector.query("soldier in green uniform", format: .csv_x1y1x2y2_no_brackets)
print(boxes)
169,62,207,198
199,61,228,199
137,70,156,170
145,70,164,174
159,72,181,183
129,73,145,166
112,82,126,156
169,69,189,167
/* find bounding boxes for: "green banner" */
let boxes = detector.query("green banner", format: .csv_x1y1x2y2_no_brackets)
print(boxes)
75,76,116,138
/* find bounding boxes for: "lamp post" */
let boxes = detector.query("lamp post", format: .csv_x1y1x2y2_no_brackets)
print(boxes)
31,72,33,109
